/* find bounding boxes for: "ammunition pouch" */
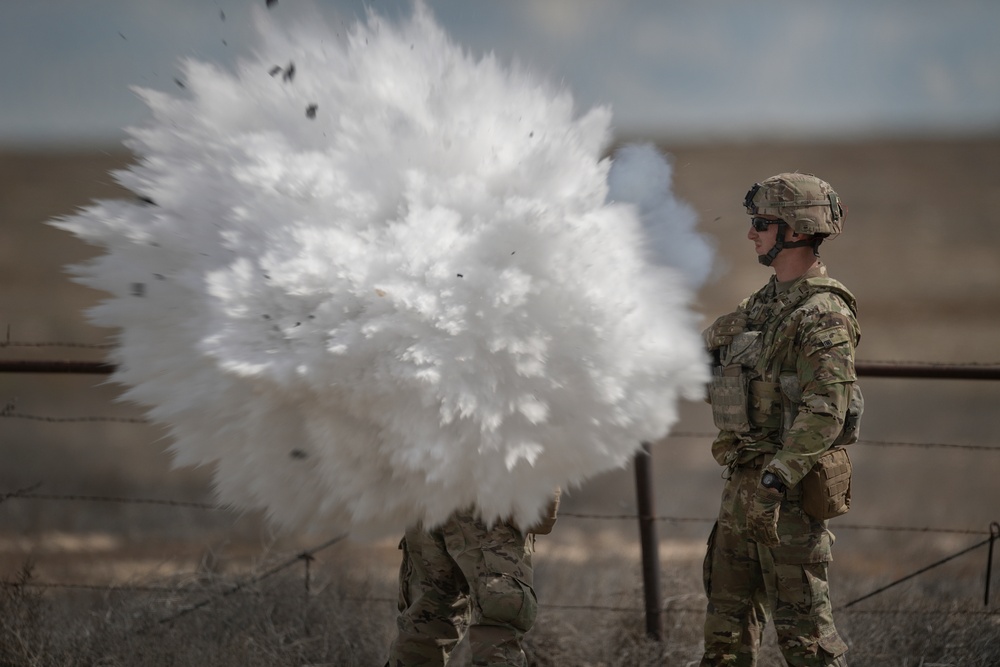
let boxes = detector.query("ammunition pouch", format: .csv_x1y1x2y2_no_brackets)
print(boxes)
801,447,852,520
777,376,860,520
748,380,782,430
709,365,751,433
708,331,763,434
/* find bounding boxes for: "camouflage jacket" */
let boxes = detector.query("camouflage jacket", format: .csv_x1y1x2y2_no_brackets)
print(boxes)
710,263,861,487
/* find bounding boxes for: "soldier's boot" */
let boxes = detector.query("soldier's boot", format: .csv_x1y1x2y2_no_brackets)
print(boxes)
468,623,525,667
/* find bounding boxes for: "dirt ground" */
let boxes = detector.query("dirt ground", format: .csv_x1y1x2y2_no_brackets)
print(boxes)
2,138,999,663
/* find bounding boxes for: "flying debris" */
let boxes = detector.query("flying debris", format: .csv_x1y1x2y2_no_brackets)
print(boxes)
51,3,710,538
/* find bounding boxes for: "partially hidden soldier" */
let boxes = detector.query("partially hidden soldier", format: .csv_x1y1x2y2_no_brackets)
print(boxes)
385,490,560,667
700,173,863,666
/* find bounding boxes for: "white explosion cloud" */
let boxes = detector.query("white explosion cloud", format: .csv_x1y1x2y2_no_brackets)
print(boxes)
53,3,710,538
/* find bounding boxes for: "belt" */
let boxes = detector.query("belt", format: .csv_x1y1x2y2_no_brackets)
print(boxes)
723,451,765,479
738,453,765,468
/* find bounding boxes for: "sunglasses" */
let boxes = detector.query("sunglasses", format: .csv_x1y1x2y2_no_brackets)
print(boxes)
750,217,781,232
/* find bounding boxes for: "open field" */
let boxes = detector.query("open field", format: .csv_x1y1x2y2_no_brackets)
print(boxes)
2,138,999,665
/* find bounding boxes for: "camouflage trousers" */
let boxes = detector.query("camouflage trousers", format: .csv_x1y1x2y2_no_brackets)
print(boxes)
701,459,849,666
385,509,537,667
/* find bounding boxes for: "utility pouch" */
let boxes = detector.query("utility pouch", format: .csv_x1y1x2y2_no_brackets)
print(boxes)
709,330,763,434
801,447,852,520
722,331,763,368
748,380,782,429
709,365,751,433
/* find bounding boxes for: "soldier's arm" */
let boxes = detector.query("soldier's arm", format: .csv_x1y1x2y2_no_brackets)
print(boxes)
766,304,857,488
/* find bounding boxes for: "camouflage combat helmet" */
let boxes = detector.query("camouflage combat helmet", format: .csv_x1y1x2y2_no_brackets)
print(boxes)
743,173,846,265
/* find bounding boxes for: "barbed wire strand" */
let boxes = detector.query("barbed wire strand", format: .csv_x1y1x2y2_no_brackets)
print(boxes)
857,359,1000,368
668,431,1000,453
5,581,181,594
839,533,995,610
0,488,220,511
144,533,348,631
544,604,999,616
558,512,988,536
2,489,986,536
3,578,996,619
0,482,42,503
1,411,149,424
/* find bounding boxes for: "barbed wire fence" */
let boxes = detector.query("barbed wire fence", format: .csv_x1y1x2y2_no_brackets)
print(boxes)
1,338,999,640
1,484,997,625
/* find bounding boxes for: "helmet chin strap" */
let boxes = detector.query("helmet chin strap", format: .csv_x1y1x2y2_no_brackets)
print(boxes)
758,221,815,266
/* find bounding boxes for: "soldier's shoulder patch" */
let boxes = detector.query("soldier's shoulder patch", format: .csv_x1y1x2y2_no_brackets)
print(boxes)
804,323,851,357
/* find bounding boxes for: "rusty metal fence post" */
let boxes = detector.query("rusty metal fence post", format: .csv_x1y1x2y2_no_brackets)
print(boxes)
634,441,663,640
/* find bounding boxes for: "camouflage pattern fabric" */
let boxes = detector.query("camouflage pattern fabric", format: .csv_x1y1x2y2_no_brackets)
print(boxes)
386,508,537,667
702,461,848,666
709,263,860,487
702,263,858,666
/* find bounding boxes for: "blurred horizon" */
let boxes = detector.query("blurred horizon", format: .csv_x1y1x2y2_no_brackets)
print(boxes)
2,0,999,149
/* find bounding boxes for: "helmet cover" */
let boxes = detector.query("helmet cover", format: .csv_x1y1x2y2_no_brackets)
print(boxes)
743,172,845,238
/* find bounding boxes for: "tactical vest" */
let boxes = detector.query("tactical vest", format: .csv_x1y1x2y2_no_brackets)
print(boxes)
709,276,863,448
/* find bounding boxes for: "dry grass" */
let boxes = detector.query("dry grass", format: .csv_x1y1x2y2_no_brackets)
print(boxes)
2,533,998,667
0,559,394,666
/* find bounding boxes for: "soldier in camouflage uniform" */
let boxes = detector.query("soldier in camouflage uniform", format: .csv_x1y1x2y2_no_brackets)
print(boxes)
385,493,559,667
700,173,860,666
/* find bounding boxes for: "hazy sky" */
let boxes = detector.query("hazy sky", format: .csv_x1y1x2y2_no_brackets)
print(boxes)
2,0,999,147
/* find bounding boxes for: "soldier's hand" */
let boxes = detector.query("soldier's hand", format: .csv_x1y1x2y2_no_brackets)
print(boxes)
527,489,561,535
746,484,782,547
703,313,748,351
